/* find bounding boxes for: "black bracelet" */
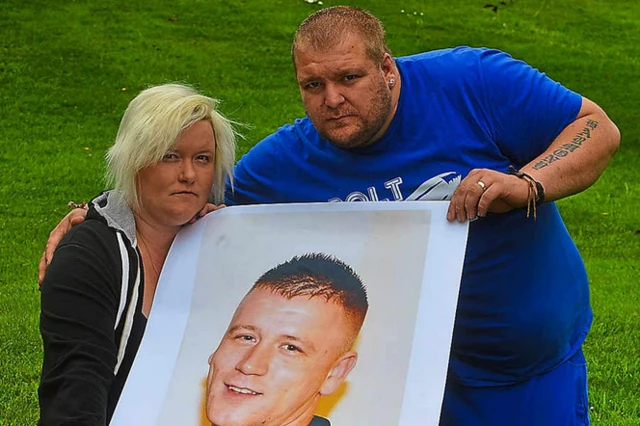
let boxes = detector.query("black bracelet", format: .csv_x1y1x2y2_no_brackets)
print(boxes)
507,166,545,205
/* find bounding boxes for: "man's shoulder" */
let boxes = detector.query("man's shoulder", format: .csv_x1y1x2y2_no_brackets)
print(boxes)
229,117,319,205
237,117,316,168
397,46,513,74
396,46,529,95
398,46,505,62
398,46,474,64
249,117,315,151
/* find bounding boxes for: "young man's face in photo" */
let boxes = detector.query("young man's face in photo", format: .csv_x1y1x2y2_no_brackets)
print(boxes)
205,288,356,426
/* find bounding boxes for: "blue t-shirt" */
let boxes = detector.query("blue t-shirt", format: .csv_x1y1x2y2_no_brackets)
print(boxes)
226,47,590,386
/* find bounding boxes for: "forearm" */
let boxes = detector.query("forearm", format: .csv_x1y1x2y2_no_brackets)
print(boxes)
520,97,620,202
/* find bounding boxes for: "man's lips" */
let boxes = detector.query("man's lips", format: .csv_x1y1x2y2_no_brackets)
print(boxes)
226,384,263,396
327,115,354,121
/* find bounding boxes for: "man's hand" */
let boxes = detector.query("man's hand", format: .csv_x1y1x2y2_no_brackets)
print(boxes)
188,203,226,224
38,208,88,286
446,168,531,223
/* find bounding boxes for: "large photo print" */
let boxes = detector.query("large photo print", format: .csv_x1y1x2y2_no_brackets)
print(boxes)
112,202,468,426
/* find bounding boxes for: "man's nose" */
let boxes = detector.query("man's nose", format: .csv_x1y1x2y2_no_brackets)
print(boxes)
324,83,345,109
235,344,270,376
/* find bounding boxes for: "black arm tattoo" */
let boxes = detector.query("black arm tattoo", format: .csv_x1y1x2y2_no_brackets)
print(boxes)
532,120,599,170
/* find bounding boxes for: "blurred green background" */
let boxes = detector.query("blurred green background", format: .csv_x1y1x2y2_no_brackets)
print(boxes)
1,0,638,424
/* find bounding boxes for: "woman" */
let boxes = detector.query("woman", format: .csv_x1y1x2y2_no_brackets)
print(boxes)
38,83,236,425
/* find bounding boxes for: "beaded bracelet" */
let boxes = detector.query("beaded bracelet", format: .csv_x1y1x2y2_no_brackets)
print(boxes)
67,201,88,210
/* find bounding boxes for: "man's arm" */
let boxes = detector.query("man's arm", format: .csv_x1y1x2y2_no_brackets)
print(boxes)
519,97,620,202
38,202,225,285
39,208,88,285
447,97,620,222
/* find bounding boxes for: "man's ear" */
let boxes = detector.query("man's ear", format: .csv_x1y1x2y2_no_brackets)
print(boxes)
380,52,395,78
319,351,358,396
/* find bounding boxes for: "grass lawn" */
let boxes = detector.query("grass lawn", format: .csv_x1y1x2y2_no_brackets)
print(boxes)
1,0,638,424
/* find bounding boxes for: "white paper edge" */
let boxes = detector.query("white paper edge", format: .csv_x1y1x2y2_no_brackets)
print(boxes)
110,218,206,425
398,203,468,426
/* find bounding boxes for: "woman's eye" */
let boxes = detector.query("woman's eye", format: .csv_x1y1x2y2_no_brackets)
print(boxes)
196,155,211,162
163,153,178,160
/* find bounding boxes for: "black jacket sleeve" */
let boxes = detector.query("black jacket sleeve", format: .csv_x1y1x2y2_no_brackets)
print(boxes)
38,221,122,426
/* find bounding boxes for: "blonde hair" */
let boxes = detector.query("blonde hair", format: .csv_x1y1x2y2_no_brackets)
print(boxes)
106,84,236,209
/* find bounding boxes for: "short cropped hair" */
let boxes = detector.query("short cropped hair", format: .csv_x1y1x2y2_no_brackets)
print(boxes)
106,83,237,209
251,253,368,345
292,6,391,67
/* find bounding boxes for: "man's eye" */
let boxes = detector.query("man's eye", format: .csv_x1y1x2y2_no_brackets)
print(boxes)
344,74,359,81
235,334,256,343
305,82,321,90
283,344,302,353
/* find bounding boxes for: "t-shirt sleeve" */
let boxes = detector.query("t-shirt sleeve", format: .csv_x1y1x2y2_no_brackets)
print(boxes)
225,155,261,205
223,174,238,206
225,134,282,206
478,49,583,166
38,223,121,425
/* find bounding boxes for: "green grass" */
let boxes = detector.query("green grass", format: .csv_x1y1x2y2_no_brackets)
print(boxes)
1,0,638,424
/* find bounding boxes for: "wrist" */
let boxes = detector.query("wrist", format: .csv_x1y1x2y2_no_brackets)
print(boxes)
507,166,545,217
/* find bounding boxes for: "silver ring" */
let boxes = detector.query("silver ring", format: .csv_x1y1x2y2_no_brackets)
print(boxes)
477,180,487,191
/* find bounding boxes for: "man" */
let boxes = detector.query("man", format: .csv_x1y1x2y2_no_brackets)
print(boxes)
42,6,620,425
225,7,619,425
205,253,368,426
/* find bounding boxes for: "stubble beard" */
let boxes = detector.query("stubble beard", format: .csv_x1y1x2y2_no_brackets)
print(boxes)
312,81,393,150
